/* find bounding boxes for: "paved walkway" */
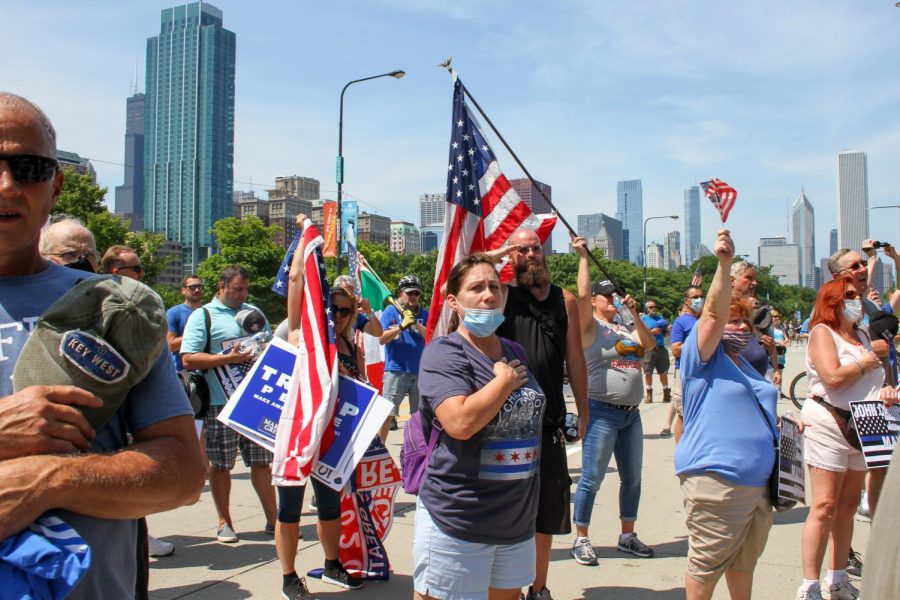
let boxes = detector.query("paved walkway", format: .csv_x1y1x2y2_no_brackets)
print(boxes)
147,346,872,599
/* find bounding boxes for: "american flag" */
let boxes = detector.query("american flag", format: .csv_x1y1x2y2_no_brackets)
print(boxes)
849,400,899,469
426,79,557,340
700,178,738,223
272,224,339,486
272,233,301,298
690,265,703,288
777,417,806,504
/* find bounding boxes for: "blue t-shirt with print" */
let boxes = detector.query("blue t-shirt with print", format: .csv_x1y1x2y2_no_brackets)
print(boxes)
417,332,545,545
0,264,192,599
379,304,428,373
166,303,196,371
670,313,698,369
641,314,668,347
179,297,271,406
674,325,778,487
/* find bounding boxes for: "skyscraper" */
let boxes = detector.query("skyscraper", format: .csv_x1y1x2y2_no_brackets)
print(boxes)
837,150,868,253
791,190,815,288
419,193,445,253
576,213,623,260
616,180,643,264
144,2,236,271
114,93,145,231
829,228,838,256
646,242,664,270
758,237,801,286
509,178,553,253
663,230,682,271
683,186,701,265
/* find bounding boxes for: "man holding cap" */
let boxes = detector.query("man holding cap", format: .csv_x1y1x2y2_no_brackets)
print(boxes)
0,93,205,598
181,264,277,543
378,274,428,440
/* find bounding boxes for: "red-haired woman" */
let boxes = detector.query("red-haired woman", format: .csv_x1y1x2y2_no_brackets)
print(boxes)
796,276,895,600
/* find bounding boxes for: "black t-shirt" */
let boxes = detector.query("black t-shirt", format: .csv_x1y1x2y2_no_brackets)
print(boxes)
497,284,568,429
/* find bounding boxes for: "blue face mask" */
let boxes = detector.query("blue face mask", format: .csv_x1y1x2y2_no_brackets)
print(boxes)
460,306,506,338
689,297,704,313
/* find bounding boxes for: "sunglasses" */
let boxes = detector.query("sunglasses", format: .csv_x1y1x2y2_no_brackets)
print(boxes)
118,264,144,274
844,290,860,299
404,290,421,297
333,306,354,317
839,261,866,273
50,250,96,262
184,284,203,291
0,154,58,183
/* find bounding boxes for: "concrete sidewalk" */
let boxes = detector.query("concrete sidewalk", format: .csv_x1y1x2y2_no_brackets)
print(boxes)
147,346,870,599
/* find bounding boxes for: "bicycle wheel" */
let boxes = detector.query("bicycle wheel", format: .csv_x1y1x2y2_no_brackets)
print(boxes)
789,371,808,410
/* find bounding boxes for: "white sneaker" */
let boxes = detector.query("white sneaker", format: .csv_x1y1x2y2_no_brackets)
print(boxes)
823,580,859,600
148,535,175,557
796,585,823,600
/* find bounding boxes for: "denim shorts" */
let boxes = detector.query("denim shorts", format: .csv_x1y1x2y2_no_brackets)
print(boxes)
413,498,535,599
382,370,420,416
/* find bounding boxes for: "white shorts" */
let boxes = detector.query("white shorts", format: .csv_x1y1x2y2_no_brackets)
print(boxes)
412,498,535,599
800,399,867,472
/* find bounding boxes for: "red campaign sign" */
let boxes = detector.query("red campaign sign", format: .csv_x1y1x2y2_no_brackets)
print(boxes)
338,440,401,579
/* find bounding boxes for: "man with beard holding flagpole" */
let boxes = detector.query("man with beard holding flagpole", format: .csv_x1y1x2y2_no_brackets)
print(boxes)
496,228,588,600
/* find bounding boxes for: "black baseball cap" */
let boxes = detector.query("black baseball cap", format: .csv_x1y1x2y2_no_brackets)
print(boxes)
591,280,616,296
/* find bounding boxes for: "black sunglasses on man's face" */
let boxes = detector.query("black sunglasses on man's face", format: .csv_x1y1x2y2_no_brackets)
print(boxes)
0,154,58,184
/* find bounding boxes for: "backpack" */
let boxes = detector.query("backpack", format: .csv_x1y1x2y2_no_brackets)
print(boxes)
179,308,212,419
400,337,528,495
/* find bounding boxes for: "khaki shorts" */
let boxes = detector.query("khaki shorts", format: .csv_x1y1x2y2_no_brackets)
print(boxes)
800,399,867,472
672,370,683,416
680,473,772,584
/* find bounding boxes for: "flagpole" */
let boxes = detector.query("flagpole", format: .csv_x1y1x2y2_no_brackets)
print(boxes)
457,84,627,295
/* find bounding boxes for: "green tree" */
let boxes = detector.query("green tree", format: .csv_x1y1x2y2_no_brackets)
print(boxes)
53,169,129,255
197,217,287,324
126,230,170,286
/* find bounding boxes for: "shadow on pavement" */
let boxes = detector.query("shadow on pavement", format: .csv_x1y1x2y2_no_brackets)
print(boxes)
309,574,414,599
774,506,810,526
582,586,685,599
550,536,687,563
149,535,276,571
150,579,251,599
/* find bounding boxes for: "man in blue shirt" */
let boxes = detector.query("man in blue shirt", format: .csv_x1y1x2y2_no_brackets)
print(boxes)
640,300,670,403
661,286,703,439
378,274,428,440
166,275,203,371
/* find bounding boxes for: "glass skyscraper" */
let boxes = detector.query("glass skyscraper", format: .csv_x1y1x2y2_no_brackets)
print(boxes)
144,2,236,271
683,186,701,265
616,180,643,264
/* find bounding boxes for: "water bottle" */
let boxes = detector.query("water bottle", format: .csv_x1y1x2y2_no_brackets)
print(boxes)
237,331,271,356
613,293,635,327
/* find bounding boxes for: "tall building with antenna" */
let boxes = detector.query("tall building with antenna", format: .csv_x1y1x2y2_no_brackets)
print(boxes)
114,86,146,231
144,2,236,271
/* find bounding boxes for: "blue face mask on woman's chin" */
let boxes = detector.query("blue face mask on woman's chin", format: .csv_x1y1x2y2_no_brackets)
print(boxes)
458,302,506,338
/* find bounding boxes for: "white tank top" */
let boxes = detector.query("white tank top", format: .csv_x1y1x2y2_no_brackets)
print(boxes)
805,323,883,411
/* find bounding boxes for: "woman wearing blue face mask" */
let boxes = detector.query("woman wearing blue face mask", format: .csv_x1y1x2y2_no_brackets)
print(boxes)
413,253,547,600
795,276,890,600
674,229,779,600
568,236,657,567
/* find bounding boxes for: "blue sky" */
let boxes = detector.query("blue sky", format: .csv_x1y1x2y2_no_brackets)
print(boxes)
3,1,900,265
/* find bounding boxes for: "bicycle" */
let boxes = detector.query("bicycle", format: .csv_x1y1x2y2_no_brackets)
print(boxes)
788,370,808,410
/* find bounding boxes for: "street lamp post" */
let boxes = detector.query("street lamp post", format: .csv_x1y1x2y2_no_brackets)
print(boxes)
642,215,679,308
336,69,405,275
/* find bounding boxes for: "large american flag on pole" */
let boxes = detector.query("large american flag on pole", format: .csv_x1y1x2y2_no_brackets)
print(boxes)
426,78,556,340
272,224,339,486
700,178,738,223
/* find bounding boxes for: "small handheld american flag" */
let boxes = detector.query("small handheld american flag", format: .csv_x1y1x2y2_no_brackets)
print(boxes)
690,265,703,288
700,178,738,223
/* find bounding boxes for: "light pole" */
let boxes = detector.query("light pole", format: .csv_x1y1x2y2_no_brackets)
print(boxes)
336,69,405,275
642,215,679,308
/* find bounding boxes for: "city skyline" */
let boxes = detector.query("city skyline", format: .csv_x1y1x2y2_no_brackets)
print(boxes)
4,1,899,264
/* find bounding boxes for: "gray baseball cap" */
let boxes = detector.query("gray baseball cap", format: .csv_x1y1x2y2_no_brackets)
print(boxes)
13,275,167,431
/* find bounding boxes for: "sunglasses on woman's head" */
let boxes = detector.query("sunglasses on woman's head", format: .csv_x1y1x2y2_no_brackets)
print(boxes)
0,154,58,183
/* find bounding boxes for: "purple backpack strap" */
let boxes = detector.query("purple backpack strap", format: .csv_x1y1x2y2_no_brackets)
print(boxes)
424,412,442,451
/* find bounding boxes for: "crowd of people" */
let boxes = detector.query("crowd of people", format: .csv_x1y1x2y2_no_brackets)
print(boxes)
3,91,900,600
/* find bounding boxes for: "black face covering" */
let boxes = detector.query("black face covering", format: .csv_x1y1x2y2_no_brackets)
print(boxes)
65,255,95,273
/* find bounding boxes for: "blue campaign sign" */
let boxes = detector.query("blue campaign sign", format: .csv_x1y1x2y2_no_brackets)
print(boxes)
222,338,297,449
317,377,378,470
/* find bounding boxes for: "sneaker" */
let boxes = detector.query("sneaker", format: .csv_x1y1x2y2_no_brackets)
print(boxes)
662,388,672,403
643,391,653,404
796,585,824,600
309,494,317,509
822,580,859,600
282,576,315,600
525,586,554,600
217,523,239,543
659,428,672,438
389,417,399,431
265,522,276,535
617,532,654,558
847,548,863,577
571,537,598,566
322,561,363,590
856,504,872,523
148,535,174,557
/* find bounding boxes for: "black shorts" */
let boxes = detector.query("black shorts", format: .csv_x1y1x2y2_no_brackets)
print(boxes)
536,429,572,535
